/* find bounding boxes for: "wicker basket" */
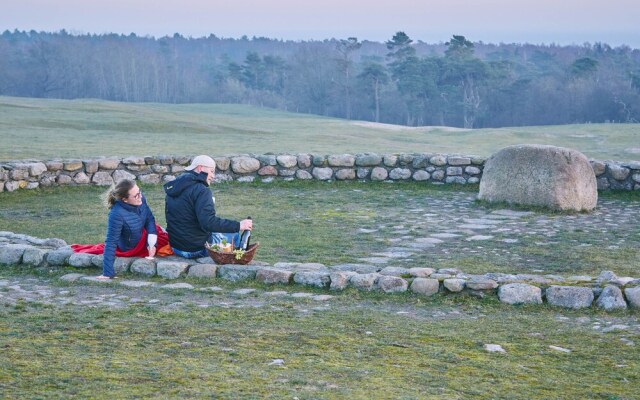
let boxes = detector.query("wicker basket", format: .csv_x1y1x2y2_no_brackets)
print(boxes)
207,242,260,265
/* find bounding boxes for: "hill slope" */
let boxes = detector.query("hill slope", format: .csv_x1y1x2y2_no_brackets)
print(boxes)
1,96,638,161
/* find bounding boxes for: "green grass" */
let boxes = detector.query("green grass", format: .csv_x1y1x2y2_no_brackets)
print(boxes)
1,96,639,161
1,287,638,399
2,96,639,399
1,181,638,276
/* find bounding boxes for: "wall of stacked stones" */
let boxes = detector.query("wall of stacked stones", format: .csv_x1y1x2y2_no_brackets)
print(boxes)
1,153,639,192
1,231,639,311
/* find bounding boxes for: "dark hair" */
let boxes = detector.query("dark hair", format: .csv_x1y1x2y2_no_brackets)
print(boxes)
102,179,135,209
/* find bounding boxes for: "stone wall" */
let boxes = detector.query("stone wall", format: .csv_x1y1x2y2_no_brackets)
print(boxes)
1,231,639,311
1,153,639,192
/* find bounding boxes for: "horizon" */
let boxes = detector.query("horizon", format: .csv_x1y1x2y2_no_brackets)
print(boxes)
3,28,638,49
2,0,639,49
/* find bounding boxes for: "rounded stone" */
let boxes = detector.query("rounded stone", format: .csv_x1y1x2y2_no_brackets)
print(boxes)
479,145,597,211
410,278,439,296
498,283,542,305
371,167,388,181
231,157,260,174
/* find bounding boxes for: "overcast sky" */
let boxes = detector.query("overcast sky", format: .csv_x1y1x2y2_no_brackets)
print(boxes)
2,0,639,47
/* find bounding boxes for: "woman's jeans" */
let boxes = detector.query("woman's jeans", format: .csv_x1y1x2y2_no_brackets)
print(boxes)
171,232,240,259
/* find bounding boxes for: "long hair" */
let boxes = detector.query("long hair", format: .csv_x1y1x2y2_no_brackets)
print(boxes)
102,179,135,209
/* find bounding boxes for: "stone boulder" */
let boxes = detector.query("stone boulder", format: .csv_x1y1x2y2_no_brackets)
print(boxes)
546,286,594,309
46,246,74,266
350,273,379,291
256,268,293,284
478,145,597,211
188,264,218,279
329,271,357,290
130,258,157,276
231,157,260,174
625,287,640,308
293,271,330,288
498,283,542,305
22,248,48,267
218,264,259,282
0,244,30,265
68,252,95,268
595,285,627,311
410,278,440,296
156,261,189,279
376,276,408,293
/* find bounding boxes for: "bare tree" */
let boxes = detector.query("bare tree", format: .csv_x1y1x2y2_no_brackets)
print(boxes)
335,37,362,119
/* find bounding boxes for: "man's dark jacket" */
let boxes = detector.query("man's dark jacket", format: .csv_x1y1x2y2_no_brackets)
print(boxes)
164,171,240,252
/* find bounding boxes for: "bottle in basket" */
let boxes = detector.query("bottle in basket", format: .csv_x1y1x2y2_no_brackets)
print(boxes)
238,216,252,250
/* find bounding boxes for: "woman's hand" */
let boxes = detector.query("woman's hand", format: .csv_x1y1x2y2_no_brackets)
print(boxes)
148,246,157,258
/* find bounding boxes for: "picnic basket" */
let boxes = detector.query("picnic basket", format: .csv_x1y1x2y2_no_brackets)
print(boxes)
206,242,260,265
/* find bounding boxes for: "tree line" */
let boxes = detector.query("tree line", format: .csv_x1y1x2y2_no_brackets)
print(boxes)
1,30,639,128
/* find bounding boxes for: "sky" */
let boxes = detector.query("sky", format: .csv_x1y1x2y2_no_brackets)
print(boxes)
2,0,640,48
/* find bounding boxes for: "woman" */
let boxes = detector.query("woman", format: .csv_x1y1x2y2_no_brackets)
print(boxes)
72,179,167,280
100,179,164,279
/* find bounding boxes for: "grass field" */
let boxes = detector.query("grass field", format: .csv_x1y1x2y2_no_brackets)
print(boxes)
1,181,639,277
1,281,638,399
2,97,639,399
1,96,639,161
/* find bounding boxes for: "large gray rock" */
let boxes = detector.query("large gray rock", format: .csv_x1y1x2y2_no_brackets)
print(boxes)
410,278,440,296
443,278,466,292
389,168,412,180
350,273,379,291
327,154,355,167
22,248,48,267
478,145,597,211
256,268,293,284
91,254,104,268
293,271,330,288
68,252,95,268
46,246,74,266
625,287,640,308
312,167,333,180
0,244,30,265
498,283,542,305
92,171,114,186
156,261,190,279
218,264,259,282
231,157,260,174
335,169,356,180
276,155,298,168
114,257,135,274
188,264,218,279
376,275,408,293
546,286,594,309
296,170,313,180
465,277,498,290
595,285,627,311
130,258,157,276
370,167,388,181
379,266,410,276
355,153,382,167
329,271,357,290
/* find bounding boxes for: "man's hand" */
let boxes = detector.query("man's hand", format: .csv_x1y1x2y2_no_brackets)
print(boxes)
148,246,157,258
240,219,253,231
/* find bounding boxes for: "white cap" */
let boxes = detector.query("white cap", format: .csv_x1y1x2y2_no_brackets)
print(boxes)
185,155,216,171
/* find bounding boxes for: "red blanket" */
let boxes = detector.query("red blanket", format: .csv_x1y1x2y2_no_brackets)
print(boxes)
71,224,170,257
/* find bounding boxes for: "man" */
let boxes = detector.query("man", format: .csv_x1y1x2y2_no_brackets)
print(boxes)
164,155,253,258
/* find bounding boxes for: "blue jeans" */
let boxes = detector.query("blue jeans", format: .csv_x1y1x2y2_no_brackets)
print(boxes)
172,232,240,259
